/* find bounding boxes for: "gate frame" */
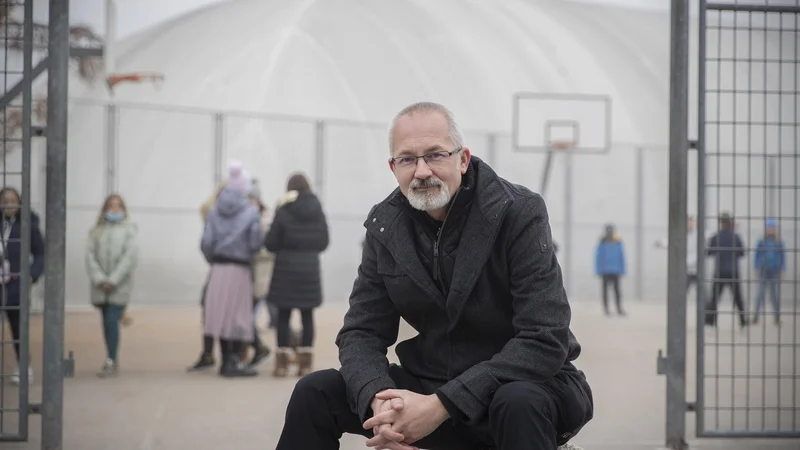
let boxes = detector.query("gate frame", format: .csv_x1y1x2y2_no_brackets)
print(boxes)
693,0,800,441
0,0,34,441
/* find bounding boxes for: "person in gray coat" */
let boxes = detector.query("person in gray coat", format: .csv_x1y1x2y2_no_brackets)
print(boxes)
85,193,139,378
199,161,263,378
275,102,593,450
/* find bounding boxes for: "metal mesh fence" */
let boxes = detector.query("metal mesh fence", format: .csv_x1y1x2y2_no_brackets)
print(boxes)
697,0,800,437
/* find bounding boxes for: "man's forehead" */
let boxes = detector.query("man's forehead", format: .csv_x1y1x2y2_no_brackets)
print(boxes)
392,111,450,152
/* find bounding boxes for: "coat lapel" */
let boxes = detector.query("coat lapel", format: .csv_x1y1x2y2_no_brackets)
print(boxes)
445,169,513,326
366,193,447,309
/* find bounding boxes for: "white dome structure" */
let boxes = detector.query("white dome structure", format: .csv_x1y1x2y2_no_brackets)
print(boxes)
49,0,795,306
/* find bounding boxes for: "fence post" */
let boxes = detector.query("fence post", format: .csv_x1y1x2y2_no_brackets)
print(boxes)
17,0,35,439
42,0,70,448
214,112,224,185
315,120,326,201
563,148,574,296
663,0,690,449
105,103,117,195
635,147,644,301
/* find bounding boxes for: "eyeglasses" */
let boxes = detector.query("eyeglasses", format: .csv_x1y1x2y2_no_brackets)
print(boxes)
390,147,462,170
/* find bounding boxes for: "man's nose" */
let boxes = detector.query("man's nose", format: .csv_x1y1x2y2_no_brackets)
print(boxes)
414,158,433,178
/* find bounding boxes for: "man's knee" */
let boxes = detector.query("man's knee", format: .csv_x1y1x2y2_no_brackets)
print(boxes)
489,381,555,419
290,368,344,403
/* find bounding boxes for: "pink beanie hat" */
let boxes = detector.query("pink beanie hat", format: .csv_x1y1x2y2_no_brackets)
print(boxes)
226,160,251,196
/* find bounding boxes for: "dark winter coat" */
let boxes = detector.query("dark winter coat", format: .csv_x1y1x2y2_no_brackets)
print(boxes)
265,192,329,309
336,157,590,435
707,229,745,278
1,212,45,306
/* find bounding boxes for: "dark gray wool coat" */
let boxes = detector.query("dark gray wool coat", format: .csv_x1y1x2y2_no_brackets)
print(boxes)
335,156,588,431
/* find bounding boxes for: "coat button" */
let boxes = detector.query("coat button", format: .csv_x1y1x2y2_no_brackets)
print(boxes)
372,218,376,222
380,227,384,232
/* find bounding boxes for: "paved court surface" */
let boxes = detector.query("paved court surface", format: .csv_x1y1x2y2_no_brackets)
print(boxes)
1,300,798,450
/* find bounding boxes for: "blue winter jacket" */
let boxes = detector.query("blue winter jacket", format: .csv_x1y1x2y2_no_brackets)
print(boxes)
595,238,626,276
754,237,785,276
1,212,46,306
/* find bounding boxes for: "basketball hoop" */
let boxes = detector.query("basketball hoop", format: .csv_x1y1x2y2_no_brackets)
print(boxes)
106,72,165,92
549,140,575,152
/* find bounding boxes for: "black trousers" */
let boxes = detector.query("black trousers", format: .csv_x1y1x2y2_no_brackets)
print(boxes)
3,309,21,360
705,278,747,326
601,274,622,312
276,366,593,450
276,308,314,348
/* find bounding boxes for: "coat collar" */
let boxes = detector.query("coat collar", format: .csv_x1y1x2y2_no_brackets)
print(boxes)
364,157,514,316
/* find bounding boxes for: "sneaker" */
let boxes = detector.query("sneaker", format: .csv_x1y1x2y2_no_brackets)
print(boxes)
10,366,34,385
187,352,215,372
97,358,118,378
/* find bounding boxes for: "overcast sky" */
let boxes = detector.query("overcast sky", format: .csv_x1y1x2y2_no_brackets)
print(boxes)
63,0,672,39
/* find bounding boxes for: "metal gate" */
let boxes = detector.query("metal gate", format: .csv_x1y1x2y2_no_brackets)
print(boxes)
696,0,800,441
1,0,35,441
2,0,72,447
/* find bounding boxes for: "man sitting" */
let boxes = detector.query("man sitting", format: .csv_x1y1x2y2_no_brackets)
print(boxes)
275,102,594,450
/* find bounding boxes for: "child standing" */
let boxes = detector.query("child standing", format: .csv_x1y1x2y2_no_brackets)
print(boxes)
752,218,786,326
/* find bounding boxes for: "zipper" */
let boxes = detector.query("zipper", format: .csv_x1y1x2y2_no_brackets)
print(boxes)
432,188,461,282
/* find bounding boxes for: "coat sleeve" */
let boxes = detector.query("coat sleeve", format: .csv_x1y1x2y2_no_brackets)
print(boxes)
313,210,330,253
780,240,786,272
264,208,284,253
200,215,216,263
619,243,626,276
249,210,263,253
594,244,602,276
85,231,106,285
107,226,139,286
437,194,573,426
29,217,45,282
335,232,401,424
735,234,745,258
754,240,764,270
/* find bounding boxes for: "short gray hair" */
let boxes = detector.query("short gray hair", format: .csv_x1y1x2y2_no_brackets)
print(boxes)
388,102,464,154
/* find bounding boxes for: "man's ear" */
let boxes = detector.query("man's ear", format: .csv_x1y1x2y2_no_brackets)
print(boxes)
460,148,471,174
388,160,395,173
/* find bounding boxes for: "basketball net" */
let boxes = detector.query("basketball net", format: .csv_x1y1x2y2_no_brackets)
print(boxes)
106,72,165,94
549,140,575,152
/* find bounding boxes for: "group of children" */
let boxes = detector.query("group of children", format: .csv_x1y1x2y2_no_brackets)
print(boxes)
594,214,787,325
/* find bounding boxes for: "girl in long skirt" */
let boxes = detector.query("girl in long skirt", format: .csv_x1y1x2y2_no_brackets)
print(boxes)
200,161,263,377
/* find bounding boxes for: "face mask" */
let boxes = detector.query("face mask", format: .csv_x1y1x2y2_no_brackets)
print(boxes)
105,211,125,222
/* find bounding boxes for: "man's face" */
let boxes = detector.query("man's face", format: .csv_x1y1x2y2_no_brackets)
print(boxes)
1,190,19,218
389,110,470,218
687,217,695,232
766,226,777,237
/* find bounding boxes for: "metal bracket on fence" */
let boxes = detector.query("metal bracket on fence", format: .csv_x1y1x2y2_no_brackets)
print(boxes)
32,126,46,137
656,349,667,375
63,350,75,378
688,140,697,150
26,352,74,417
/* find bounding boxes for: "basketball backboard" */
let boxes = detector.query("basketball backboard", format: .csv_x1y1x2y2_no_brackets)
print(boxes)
512,92,612,154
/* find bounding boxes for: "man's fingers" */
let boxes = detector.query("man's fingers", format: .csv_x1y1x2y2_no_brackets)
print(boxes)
365,426,404,447
363,410,398,430
390,397,404,411
374,389,404,400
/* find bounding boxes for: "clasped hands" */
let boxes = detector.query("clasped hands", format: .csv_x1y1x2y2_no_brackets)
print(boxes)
362,389,449,450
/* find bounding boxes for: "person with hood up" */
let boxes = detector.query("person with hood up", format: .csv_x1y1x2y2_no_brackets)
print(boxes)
0,186,45,385
199,161,263,377
188,181,227,372
85,193,139,378
594,223,627,316
265,173,329,378
752,217,786,326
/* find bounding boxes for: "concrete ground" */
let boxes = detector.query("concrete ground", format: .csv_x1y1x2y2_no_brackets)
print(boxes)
1,300,798,450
